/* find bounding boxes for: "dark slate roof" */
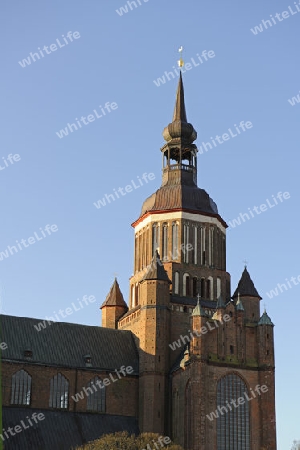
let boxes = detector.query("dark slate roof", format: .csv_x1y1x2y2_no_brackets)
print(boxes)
2,407,139,450
171,295,229,309
142,251,171,283
140,185,219,218
232,267,262,300
173,71,187,122
1,314,139,373
100,278,128,309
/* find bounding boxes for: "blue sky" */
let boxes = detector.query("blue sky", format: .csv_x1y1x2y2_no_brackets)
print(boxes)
1,0,299,447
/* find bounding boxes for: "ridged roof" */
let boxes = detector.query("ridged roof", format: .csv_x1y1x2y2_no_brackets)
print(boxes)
140,184,219,218
232,267,262,299
2,407,139,450
142,251,171,283
100,278,128,309
1,314,139,372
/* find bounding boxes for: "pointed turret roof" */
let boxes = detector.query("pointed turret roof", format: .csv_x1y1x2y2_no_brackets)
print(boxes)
192,299,206,317
232,267,262,300
236,293,245,311
100,278,128,309
216,295,225,309
142,251,171,283
258,309,274,326
172,71,187,122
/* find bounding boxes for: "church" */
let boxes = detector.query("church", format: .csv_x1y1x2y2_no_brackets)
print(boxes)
1,73,277,449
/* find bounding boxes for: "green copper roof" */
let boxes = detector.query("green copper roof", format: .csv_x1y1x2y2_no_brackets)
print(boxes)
236,293,245,311
258,310,274,326
192,299,206,317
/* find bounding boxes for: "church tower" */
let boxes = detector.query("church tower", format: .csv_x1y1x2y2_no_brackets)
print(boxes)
108,72,276,449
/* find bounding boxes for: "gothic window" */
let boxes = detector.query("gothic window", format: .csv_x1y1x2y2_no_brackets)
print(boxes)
194,226,198,264
200,278,205,298
183,224,189,263
217,277,221,299
217,373,250,449
162,223,168,260
49,373,69,409
174,272,179,295
193,277,198,297
152,223,160,256
209,227,214,266
86,377,105,412
206,279,211,300
183,273,190,296
11,370,31,405
172,222,179,259
131,285,136,308
200,226,206,265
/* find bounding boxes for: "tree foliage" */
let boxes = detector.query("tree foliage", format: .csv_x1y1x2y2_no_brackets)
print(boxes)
292,441,300,450
75,431,184,450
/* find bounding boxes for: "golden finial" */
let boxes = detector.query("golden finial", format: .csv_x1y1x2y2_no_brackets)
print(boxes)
178,46,184,68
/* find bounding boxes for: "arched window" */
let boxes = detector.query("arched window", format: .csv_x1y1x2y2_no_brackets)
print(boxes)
206,277,213,300
192,277,198,297
217,373,250,449
86,377,105,412
174,272,179,295
194,226,198,264
183,273,190,297
209,227,214,266
135,283,139,306
200,278,205,298
217,277,221,299
200,226,206,265
131,285,136,308
152,223,160,256
172,222,178,259
11,370,31,405
162,223,168,260
49,373,69,409
183,224,189,263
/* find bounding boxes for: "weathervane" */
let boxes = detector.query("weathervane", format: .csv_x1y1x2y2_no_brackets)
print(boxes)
178,46,184,68
243,259,248,268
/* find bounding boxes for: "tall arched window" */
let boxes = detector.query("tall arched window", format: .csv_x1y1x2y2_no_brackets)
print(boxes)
162,223,168,260
49,373,69,409
11,370,31,405
217,373,250,449
200,278,205,298
194,226,198,264
217,277,221,299
183,273,190,296
200,227,206,265
174,272,179,295
86,377,105,412
209,227,214,266
172,222,178,259
131,285,136,308
192,277,198,297
183,224,189,263
206,277,213,300
152,223,160,256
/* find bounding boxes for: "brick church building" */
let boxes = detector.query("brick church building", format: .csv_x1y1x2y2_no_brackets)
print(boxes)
1,74,276,449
